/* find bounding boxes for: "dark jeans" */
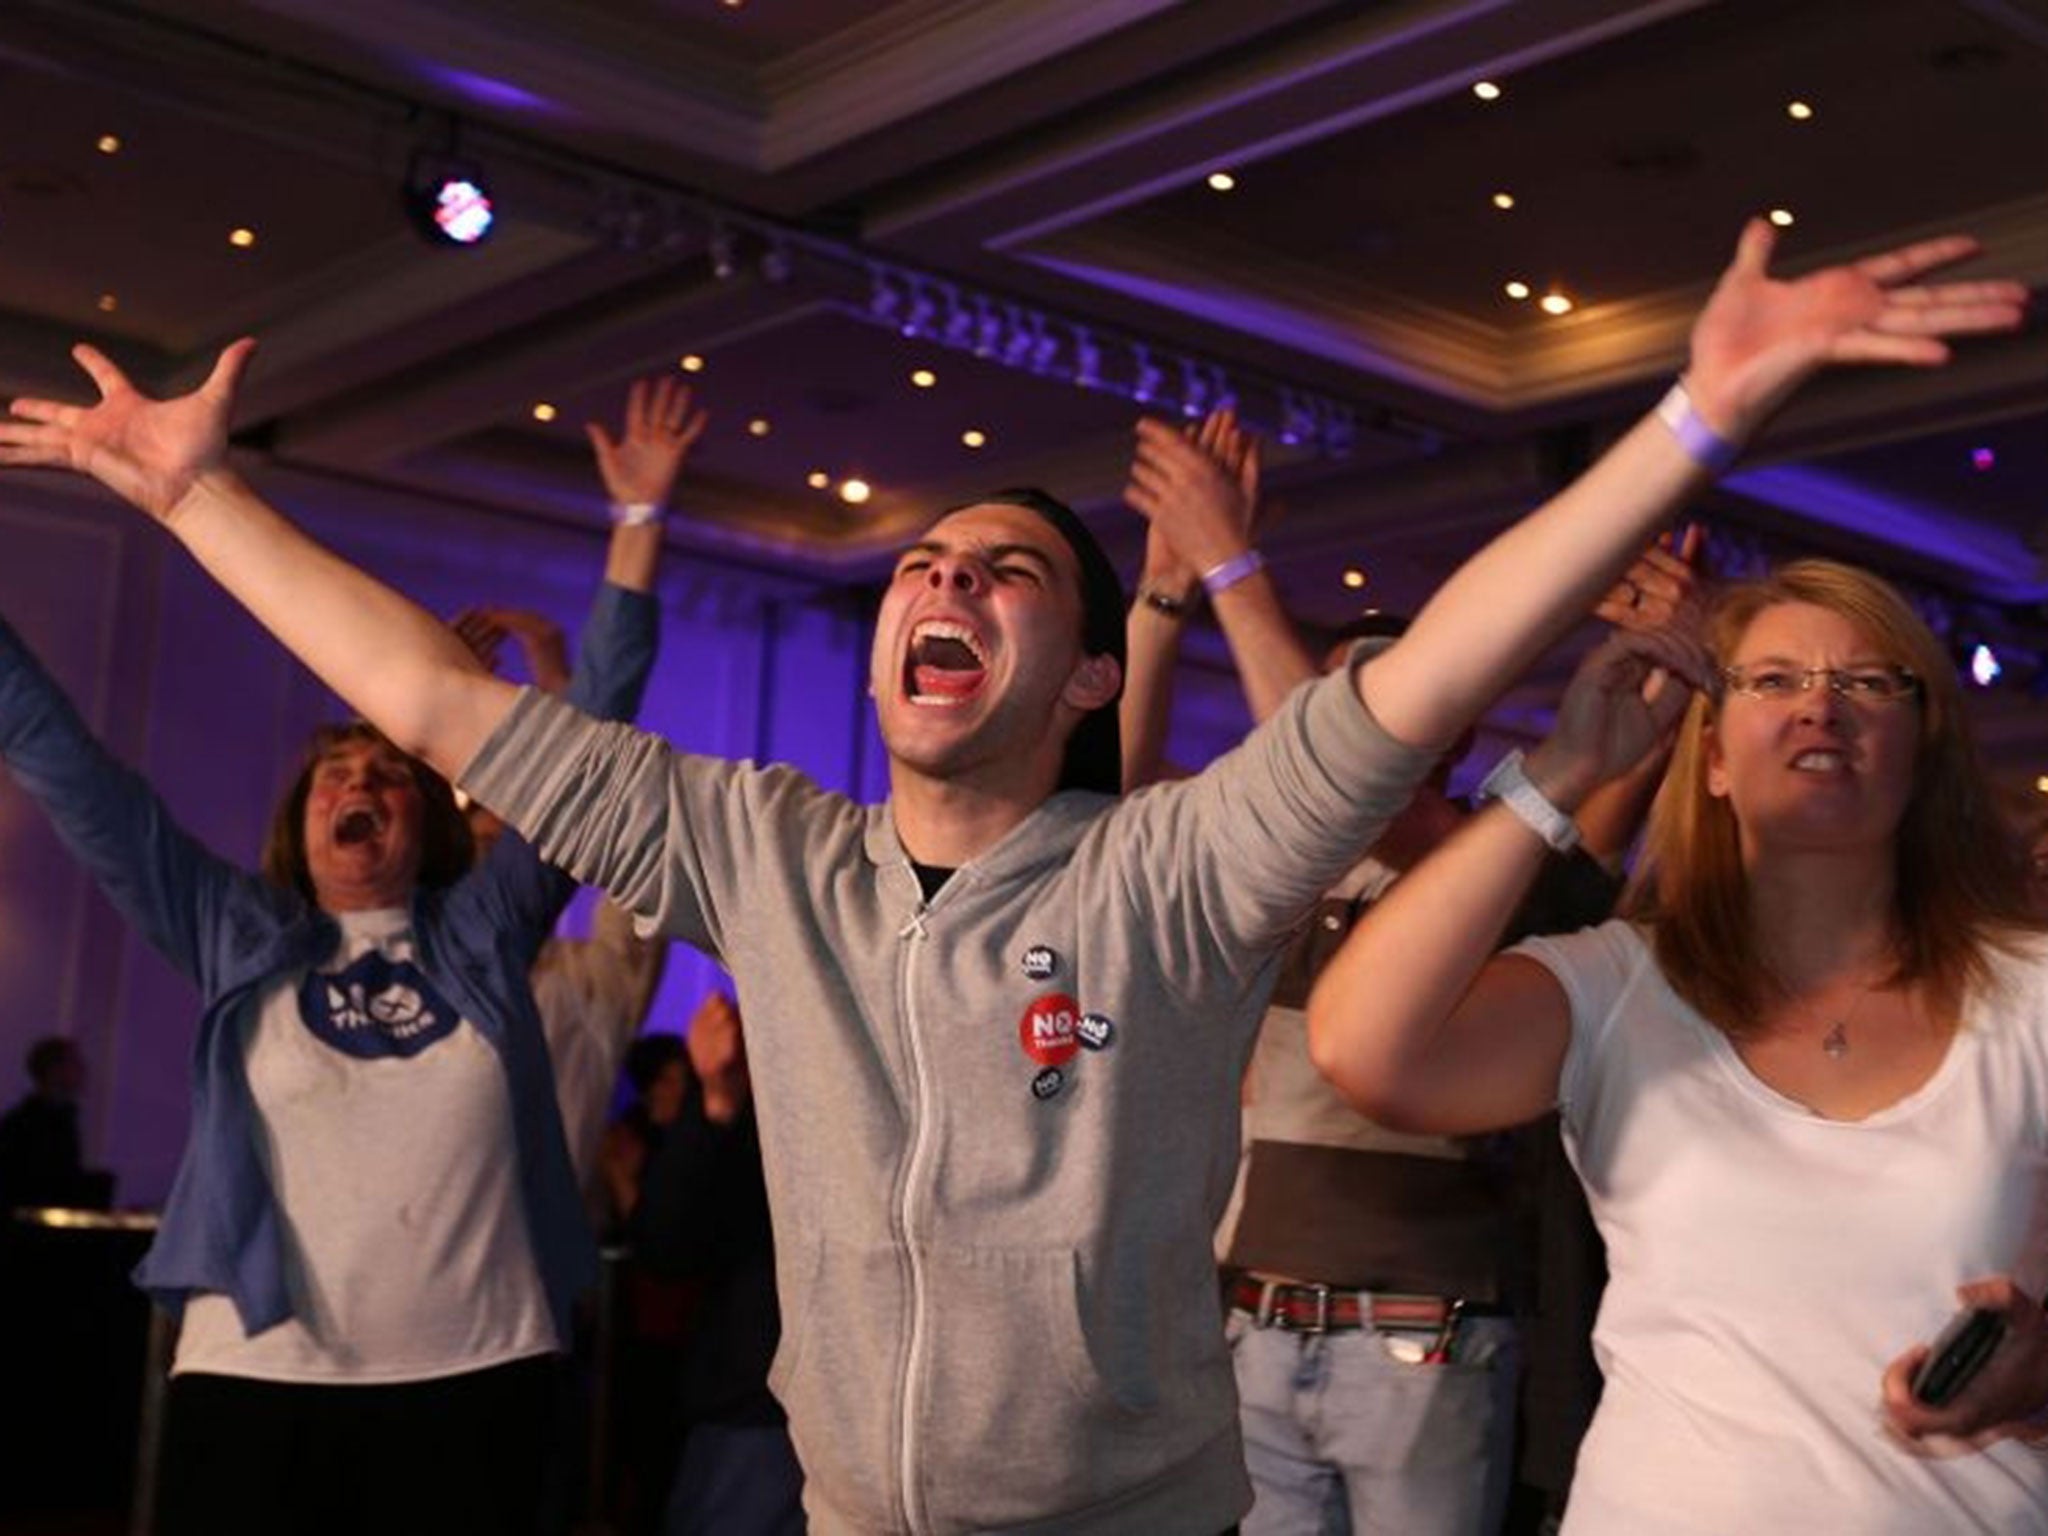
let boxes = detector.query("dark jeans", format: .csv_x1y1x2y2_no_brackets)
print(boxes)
156,1355,556,1536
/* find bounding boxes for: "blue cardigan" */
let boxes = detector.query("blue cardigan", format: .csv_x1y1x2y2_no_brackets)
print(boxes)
0,584,657,1339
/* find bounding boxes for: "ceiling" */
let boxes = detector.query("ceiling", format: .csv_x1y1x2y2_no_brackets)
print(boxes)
3,0,2047,768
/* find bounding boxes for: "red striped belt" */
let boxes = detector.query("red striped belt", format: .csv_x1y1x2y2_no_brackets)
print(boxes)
1228,1274,1460,1334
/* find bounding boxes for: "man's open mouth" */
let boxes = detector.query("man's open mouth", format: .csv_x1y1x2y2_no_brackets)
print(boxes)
905,620,989,705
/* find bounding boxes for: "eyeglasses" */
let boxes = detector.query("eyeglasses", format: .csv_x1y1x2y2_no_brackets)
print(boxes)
1718,664,1920,705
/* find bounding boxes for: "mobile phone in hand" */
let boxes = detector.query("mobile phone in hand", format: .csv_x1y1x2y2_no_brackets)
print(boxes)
1910,1307,2006,1407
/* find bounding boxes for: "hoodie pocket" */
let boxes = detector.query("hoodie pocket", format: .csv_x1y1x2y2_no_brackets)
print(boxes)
914,1244,1219,1530
769,1238,906,1532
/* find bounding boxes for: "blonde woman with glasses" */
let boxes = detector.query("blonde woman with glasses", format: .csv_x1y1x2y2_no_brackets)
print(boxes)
1308,555,2048,1533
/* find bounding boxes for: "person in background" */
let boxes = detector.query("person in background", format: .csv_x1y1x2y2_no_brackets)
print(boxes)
617,990,801,1535
0,1036,112,1210
1121,407,1695,1536
456,376,701,1228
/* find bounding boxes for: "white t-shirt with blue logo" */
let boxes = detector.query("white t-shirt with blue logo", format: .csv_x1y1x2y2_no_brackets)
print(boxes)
175,907,557,1383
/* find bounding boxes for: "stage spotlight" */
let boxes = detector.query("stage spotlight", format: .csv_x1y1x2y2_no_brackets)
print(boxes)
1004,307,1036,369
1132,346,1162,404
709,222,738,280
868,267,904,325
901,280,937,339
1969,642,2002,688
1073,328,1102,389
943,286,975,347
1030,316,1060,374
1278,390,1318,448
406,151,495,246
1322,404,1358,458
974,299,1003,358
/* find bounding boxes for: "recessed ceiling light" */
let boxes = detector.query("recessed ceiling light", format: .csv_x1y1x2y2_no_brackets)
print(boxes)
961,429,988,449
839,478,872,505
1207,171,1237,193
1342,568,1367,590
96,134,121,155
910,368,937,389
1491,191,1515,211
1504,280,1531,301
531,402,557,422
747,418,772,438
1787,100,1814,121
1539,292,1574,316
228,227,257,249
1472,80,1503,102
96,293,118,313
679,354,705,373
806,471,830,489
2036,774,2048,795
721,0,744,8
1767,207,1795,228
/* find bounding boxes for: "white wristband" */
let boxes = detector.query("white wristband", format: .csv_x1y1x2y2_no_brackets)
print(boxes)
609,500,661,527
1654,380,1741,475
1477,750,1581,853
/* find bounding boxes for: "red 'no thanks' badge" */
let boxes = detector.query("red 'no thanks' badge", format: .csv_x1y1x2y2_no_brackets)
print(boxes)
1019,993,1081,1067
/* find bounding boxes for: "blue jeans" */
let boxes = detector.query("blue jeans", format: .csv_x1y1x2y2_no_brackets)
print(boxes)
662,1421,806,1536
1229,1307,1520,1536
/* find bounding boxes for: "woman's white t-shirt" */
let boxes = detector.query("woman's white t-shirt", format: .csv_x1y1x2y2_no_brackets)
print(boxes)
1514,920,2048,1535
175,907,556,1383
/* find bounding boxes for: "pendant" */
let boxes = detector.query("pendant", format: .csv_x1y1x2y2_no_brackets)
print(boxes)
1822,1020,1849,1059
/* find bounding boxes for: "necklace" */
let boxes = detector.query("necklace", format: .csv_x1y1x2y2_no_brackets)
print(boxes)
1803,975,1883,1060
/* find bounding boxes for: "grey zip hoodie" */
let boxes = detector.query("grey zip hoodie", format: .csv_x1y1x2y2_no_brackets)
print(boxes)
463,654,1436,1534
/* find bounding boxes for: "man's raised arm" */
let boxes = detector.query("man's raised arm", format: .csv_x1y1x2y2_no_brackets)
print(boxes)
8,341,526,778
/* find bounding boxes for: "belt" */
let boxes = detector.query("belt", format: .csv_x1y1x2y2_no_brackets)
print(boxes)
1228,1275,1474,1335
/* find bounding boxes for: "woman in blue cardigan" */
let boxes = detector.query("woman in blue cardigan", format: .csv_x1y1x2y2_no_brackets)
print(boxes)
0,375,700,1536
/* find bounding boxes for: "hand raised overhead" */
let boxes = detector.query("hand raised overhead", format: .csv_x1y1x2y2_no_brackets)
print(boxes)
1,339,257,524
586,375,707,511
1686,221,2027,438
1123,406,1264,579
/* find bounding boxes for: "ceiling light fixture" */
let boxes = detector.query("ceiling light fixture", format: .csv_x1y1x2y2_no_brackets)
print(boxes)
961,430,987,449
96,134,121,155
1767,207,1795,228
679,354,705,373
910,369,937,389
806,471,830,489
405,144,496,247
531,402,557,422
228,227,257,249
747,418,772,437
1539,292,1575,316
1342,569,1367,590
1787,100,1814,121
1207,171,1236,192
1491,191,1515,210
1472,80,1503,101
96,293,118,313
839,478,872,505
1504,280,1531,300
